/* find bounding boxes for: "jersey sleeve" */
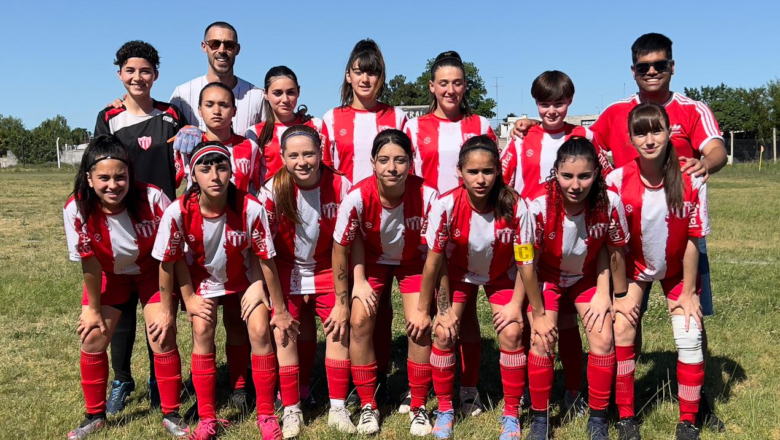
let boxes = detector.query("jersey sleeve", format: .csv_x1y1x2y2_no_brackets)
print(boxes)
246,198,277,260
425,196,450,253
396,106,409,130
94,110,111,137
588,128,614,177
148,186,172,215
590,111,611,152
333,188,363,247
152,202,186,262
513,198,535,266
256,186,279,237
500,137,518,187
312,117,332,162
688,176,710,238
321,111,335,168
688,101,723,153
486,124,498,143
63,200,93,261
606,190,630,247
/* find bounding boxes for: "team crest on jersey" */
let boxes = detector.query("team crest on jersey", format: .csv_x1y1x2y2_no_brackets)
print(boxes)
227,230,246,248
138,136,152,150
588,223,608,240
624,204,633,213
378,125,394,132
236,158,251,175
495,227,514,245
424,137,432,145
548,232,556,240
339,129,348,136
526,149,534,157
134,221,155,239
670,202,693,219
321,202,338,220
405,216,423,231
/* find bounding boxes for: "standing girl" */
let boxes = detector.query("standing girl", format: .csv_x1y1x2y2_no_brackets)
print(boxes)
153,141,297,440
64,135,187,439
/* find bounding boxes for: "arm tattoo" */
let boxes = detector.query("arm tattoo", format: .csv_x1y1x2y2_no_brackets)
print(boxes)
337,264,347,281
160,286,166,293
437,286,449,316
337,290,348,306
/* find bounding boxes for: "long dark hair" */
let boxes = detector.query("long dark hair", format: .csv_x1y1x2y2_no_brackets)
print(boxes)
340,39,386,107
428,51,472,117
457,135,517,222
184,141,238,213
258,66,311,148
73,135,140,223
628,102,683,209
273,125,323,225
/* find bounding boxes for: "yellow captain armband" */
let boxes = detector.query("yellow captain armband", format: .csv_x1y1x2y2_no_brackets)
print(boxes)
514,243,534,263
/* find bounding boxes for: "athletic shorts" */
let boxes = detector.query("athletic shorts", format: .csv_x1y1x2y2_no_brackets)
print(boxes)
81,270,162,307
534,275,598,314
636,272,702,305
450,279,514,305
279,292,336,322
178,288,241,313
642,238,713,316
366,262,422,296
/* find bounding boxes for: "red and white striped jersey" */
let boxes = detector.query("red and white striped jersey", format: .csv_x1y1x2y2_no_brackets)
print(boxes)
406,113,497,193
333,174,438,265
175,133,263,193
606,159,710,282
322,104,408,183
519,187,630,287
258,167,351,295
425,187,529,286
592,92,723,168
245,116,329,178
64,182,170,276
152,190,275,298
500,124,613,200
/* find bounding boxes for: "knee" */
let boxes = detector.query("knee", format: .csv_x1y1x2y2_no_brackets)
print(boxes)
613,315,636,337
498,323,523,350
433,328,455,350
192,320,215,344
588,329,614,355
248,319,271,346
82,330,109,353
349,313,373,342
671,315,703,364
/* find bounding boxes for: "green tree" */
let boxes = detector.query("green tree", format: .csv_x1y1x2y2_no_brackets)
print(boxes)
27,115,79,164
71,127,91,145
0,115,29,157
384,74,426,106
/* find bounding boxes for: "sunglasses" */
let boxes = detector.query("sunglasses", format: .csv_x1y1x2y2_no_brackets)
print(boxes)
634,59,672,76
204,39,238,51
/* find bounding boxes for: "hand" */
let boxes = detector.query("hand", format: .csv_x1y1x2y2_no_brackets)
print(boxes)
680,157,709,182
531,313,557,354
323,304,349,342
77,308,107,343
668,293,703,331
148,311,175,344
241,282,271,321
493,301,524,334
582,291,613,333
104,94,126,109
511,119,539,139
184,295,215,323
612,295,640,326
352,279,378,316
170,125,203,154
405,308,432,340
270,308,300,348
434,309,460,345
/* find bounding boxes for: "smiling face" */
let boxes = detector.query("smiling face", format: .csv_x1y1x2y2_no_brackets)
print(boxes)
202,26,239,76
199,86,236,132
282,136,321,187
372,142,410,189
630,118,671,161
430,65,466,118
267,76,299,123
117,57,157,100
632,50,674,96
87,159,130,213
457,150,497,204
193,158,232,199
556,157,597,206
346,61,380,103
536,98,572,131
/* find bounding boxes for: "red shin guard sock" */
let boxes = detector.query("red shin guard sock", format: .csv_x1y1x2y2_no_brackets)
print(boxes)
153,349,183,414
251,353,277,416
407,360,432,409
225,342,250,391
279,364,300,407
80,350,109,415
677,361,705,423
615,345,636,419
558,327,583,394
191,352,217,419
351,361,378,408
296,339,316,394
500,349,528,418
374,306,393,375
325,358,351,401
459,340,481,388
528,353,555,412
430,346,456,412
587,351,616,412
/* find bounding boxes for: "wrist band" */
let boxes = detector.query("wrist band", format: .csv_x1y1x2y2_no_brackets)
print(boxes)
614,291,628,299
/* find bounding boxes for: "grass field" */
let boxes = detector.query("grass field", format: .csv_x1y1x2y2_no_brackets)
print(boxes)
1,163,779,440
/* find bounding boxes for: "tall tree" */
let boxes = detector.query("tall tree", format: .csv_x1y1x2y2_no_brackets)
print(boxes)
27,115,79,163
0,115,29,157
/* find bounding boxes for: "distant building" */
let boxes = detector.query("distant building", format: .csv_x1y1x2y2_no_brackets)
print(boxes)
399,105,429,119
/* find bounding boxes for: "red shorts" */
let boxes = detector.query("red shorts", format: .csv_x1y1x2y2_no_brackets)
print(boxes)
647,273,702,301
179,290,241,313
280,293,336,322
366,262,422,295
81,270,161,307
450,280,514,306
536,276,598,314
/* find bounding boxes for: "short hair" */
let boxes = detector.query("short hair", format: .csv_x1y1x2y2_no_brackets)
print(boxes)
204,21,238,41
631,33,673,63
114,40,160,71
530,70,575,102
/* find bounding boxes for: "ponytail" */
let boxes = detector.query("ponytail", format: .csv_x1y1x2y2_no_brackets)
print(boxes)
458,135,517,222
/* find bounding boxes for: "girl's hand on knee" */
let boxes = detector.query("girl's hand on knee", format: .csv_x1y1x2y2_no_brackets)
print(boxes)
406,309,432,341
241,282,271,321
148,310,175,344
583,291,613,333
271,309,300,347
613,296,640,326
531,313,557,355
352,279,378,317
668,294,703,331
493,302,524,334
77,308,107,343
185,296,215,323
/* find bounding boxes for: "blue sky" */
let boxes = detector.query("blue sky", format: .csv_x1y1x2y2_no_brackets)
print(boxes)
1,0,775,133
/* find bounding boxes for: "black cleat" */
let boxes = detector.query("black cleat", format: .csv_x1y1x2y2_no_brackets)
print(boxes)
525,415,550,440
616,417,641,440
676,421,701,440
586,416,609,440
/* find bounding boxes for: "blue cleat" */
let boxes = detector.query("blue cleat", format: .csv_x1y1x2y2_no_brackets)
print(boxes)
500,415,522,440
106,380,135,415
432,410,455,439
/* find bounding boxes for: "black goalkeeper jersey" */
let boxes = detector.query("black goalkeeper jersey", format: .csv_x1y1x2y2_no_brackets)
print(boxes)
94,101,186,200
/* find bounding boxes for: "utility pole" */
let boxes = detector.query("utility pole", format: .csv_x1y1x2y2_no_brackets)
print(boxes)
492,77,503,122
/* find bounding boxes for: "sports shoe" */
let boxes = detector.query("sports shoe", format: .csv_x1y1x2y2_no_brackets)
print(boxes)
398,389,412,414
432,409,455,439
356,403,380,435
675,421,700,440
257,414,283,440
586,416,609,440
106,379,135,415
409,405,432,436
281,406,303,439
562,390,587,418
230,388,249,413
459,387,484,417
67,413,106,440
376,373,391,405
520,387,531,411
328,405,357,433
188,418,228,440
148,377,161,410
697,391,725,432
616,417,641,440
500,415,522,440
525,415,550,440
162,412,190,438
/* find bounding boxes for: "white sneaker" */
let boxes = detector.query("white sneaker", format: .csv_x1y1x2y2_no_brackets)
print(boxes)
459,387,484,417
409,405,432,436
356,404,380,435
328,405,357,434
281,405,303,439
398,389,412,414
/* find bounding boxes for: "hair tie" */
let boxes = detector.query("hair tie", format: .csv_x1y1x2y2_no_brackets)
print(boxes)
281,131,320,148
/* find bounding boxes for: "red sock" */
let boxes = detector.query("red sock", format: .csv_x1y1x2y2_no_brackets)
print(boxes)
528,353,555,412
80,350,108,415
251,353,277,416
351,361,378,408
225,342,249,391
407,359,432,409
279,364,300,407
500,349,527,418
559,327,583,394
459,340,481,388
191,352,217,419
677,361,704,423
587,351,615,411
153,349,182,414
374,305,393,375
615,345,636,419
296,339,317,392
430,346,456,412
325,358,351,401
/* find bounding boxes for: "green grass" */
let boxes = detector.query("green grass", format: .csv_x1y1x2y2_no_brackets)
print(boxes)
1,162,779,439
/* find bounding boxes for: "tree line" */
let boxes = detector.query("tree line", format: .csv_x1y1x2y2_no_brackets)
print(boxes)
0,114,89,164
